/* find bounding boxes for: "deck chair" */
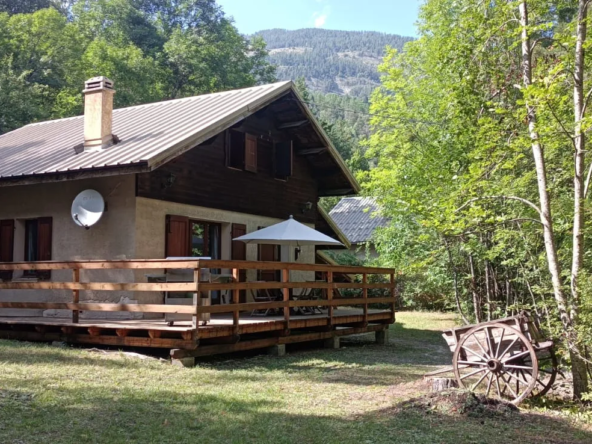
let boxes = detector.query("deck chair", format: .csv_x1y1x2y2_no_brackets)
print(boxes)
250,285,278,316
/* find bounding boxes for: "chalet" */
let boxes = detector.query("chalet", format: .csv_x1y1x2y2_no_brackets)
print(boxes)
329,197,389,259
0,78,396,361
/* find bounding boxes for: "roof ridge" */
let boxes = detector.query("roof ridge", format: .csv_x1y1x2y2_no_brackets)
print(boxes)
23,81,292,128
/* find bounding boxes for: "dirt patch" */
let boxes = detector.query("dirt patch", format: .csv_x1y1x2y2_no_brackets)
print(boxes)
397,389,520,418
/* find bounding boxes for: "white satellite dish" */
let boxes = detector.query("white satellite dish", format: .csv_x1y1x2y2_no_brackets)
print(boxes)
71,189,105,229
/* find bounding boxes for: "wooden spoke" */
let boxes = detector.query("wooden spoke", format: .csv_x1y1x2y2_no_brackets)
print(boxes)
494,327,505,359
485,373,494,398
460,368,487,380
461,345,487,362
471,332,492,360
456,360,487,367
495,374,502,398
503,349,531,363
505,369,530,387
471,370,490,391
497,336,520,362
504,364,534,370
484,326,495,359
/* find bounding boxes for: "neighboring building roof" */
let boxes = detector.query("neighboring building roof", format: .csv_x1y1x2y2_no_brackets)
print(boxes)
0,81,359,195
329,197,389,245
315,204,351,249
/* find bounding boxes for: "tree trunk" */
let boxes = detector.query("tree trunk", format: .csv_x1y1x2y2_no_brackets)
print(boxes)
444,238,470,324
518,1,570,327
570,0,589,399
469,254,481,323
519,0,588,399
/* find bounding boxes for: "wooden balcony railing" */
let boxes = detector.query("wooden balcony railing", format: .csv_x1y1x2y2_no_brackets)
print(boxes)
0,259,397,333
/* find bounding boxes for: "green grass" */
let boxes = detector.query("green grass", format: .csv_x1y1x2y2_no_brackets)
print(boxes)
0,311,590,443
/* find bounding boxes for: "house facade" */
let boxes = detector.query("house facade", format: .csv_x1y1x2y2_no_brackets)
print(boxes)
0,78,357,318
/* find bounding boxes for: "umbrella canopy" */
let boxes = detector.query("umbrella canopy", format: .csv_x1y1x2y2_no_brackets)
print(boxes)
233,215,343,247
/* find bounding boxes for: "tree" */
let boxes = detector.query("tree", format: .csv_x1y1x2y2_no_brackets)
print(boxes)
366,0,592,399
0,0,276,133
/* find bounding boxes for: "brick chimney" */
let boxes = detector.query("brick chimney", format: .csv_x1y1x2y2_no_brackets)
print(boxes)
83,76,115,151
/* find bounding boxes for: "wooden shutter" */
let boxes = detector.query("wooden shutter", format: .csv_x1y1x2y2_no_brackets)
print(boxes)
231,223,247,303
0,220,14,281
274,141,293,179
245,134,258,172
258,236,280,281
37,217,52,280
226,130,245,170
166,215,189,257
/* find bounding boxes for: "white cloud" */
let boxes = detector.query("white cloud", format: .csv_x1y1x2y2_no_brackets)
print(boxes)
312,6,331,28
314,13,327,27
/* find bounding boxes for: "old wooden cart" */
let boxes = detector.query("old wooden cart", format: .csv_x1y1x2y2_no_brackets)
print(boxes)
436,312,558,405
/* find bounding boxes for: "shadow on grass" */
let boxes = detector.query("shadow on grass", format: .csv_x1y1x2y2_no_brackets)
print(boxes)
1,380,590,444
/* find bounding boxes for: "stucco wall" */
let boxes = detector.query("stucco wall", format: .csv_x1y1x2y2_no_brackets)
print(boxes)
135,197,316,303
0,175,137,316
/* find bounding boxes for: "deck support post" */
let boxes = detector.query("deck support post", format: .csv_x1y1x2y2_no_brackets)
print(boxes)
282,269,290,331
323,336,340,349
375,329,389,345
192,268,201,341
232,268,240,336
389,273,396,323
327,271,334,326
171,357,195,368
72,268,80,323
362,273,368,326
267,344,286,356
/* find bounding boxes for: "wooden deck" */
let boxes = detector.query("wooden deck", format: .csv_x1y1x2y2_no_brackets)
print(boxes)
0,259,397,360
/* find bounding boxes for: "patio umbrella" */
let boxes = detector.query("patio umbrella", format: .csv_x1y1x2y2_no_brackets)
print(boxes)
232,215,343,247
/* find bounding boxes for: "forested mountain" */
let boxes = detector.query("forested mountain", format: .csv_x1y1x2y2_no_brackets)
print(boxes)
255,28,412,98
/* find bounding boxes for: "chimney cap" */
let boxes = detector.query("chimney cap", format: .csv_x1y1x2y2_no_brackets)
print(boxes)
83,76,115,93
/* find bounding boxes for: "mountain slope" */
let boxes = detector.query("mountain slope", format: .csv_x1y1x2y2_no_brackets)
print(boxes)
255,28,413,98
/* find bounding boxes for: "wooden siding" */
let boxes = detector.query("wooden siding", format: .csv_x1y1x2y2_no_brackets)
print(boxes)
137,113,319,224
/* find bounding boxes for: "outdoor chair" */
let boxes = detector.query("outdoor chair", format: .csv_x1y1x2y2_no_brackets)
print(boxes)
250,284,280,316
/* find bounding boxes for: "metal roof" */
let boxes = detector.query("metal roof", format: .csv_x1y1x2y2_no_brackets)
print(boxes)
329,197,389,244
0,81,358,193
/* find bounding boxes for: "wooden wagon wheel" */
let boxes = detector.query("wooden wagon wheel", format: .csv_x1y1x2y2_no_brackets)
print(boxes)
453,323,538,405
531,347,558,398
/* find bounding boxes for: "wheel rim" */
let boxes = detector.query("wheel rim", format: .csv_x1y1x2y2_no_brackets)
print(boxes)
453,323,538,405
531,348,558,398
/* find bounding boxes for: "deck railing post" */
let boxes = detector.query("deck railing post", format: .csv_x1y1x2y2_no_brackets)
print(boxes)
193,268,201,336
362,273,368,326
72,268,80,323
232,268,240,336
282,268,290,331
327,270,334,327
390,273,396,322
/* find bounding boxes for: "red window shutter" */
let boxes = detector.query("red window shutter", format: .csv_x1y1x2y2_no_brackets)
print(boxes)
166,215,189,257
245,134,258,173
0,219,14,281
37,217,52,280
37,217,52,261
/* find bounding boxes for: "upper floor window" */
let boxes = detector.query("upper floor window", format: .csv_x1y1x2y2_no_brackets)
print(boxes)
226,130,257,173
274,141,293,180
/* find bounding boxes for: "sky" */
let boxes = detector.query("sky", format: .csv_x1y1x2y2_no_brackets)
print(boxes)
216,0,420,37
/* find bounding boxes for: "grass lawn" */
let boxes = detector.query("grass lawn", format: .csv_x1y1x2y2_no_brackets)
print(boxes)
0,311,590,444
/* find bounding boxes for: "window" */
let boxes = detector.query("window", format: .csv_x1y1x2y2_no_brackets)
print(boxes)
165,215,220,259
0,219,14,281
24,217,52,279
226,130,258,172
274,141,293,180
